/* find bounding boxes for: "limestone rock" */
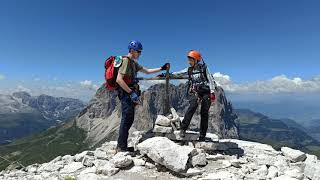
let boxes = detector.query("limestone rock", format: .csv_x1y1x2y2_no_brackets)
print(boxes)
155,115,171,126
111,152,133,168
191,153,207,167
137,137,197,172
153,125,173,133
281,147,307,163
60,162,84,174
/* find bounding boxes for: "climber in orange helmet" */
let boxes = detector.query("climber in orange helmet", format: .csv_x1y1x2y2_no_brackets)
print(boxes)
179,50,217,141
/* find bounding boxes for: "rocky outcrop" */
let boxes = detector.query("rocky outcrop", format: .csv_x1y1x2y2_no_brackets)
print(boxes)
1,130,319,180
76,83,239,147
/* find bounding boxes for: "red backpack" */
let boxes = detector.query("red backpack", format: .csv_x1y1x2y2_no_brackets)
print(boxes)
104,56,120,91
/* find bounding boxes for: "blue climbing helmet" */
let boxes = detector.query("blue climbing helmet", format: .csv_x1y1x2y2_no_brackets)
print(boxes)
128,40,143,51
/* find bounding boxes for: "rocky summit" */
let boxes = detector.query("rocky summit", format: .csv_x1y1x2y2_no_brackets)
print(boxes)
1,109,320,180
75,83,239,148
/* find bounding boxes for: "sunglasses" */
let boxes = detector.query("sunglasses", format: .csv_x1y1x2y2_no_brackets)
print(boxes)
136,50,142,54
188,56,195,61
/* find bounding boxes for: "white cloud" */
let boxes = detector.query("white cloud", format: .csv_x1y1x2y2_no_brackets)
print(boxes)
15,85,31,93
33,77,40,82
212,72,320,94
80,80,99,91
0,74,5,80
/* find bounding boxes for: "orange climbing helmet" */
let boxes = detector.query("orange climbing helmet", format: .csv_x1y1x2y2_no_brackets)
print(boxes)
187,50,202,61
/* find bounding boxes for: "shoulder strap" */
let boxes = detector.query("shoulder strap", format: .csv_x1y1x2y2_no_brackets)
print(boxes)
122,56,137,79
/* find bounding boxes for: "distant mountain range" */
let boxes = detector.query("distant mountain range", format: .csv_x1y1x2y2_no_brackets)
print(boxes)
1,85,319,171
232,98,320,124
0,92,86,144
236,109,320,157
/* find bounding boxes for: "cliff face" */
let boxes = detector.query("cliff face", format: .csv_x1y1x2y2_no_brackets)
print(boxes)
76,83,239,147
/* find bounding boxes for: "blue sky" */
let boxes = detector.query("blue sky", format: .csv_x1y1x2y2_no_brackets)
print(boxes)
1,0,320,102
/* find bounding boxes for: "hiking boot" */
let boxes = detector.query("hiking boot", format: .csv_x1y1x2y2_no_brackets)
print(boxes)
127,147,135,152
180,129,186,138
198,136,206,142
114,147,126,154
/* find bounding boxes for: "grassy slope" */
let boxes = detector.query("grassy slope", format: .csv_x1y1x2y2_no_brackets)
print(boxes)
0,120,88,170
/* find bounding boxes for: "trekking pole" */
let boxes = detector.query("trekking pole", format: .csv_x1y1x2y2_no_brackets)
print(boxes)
164,63,171,115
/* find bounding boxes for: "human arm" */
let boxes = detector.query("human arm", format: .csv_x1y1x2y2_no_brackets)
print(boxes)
139,63,170,74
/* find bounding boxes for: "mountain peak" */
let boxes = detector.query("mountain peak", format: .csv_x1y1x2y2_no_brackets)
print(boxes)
75,83,239,147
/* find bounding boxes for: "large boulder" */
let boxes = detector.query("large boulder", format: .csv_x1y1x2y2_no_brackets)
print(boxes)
137,137,197,172
281,147,307,163
304,154,320,180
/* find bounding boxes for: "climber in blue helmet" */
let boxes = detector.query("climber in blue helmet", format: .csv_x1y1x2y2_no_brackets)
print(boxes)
115,40,170,153
128,40,143,52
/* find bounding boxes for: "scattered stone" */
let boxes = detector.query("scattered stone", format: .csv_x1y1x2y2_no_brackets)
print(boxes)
111,152,133,168
206,154,225,161
155,115,171,126
50,156,62,163
194,141,219,152
254,165,268,177
62,155,75,164
82,156,94,167
79,166,97,175
267,166,278,179
38,162,64,172
206,133,219,142
93,159,109,169
170,108,179,120
133,158,146,166
166,130,199,141
200,171,235,180
284,168,304,180
77,173,100,180
191,153,207,167
25,164,39,173
60,162,84,174
128,131,144,151
230,159,242,168
167,114,173,119
182,168,205,177
96,162,120,176
290,162,306,172
218,160,232,169
273,175,299,180
304,154,320,180
94,150,107,160
127,166,146,173
87,151,95,156
145,162,156,169
100,141,118,152
153,125,173,133
75,151,88,162
281,147,307,163
255,153,278,166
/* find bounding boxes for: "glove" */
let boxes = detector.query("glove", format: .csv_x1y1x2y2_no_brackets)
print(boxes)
130,91,140,104
209,93,216,102
161,63,170,70
156,73,165,77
